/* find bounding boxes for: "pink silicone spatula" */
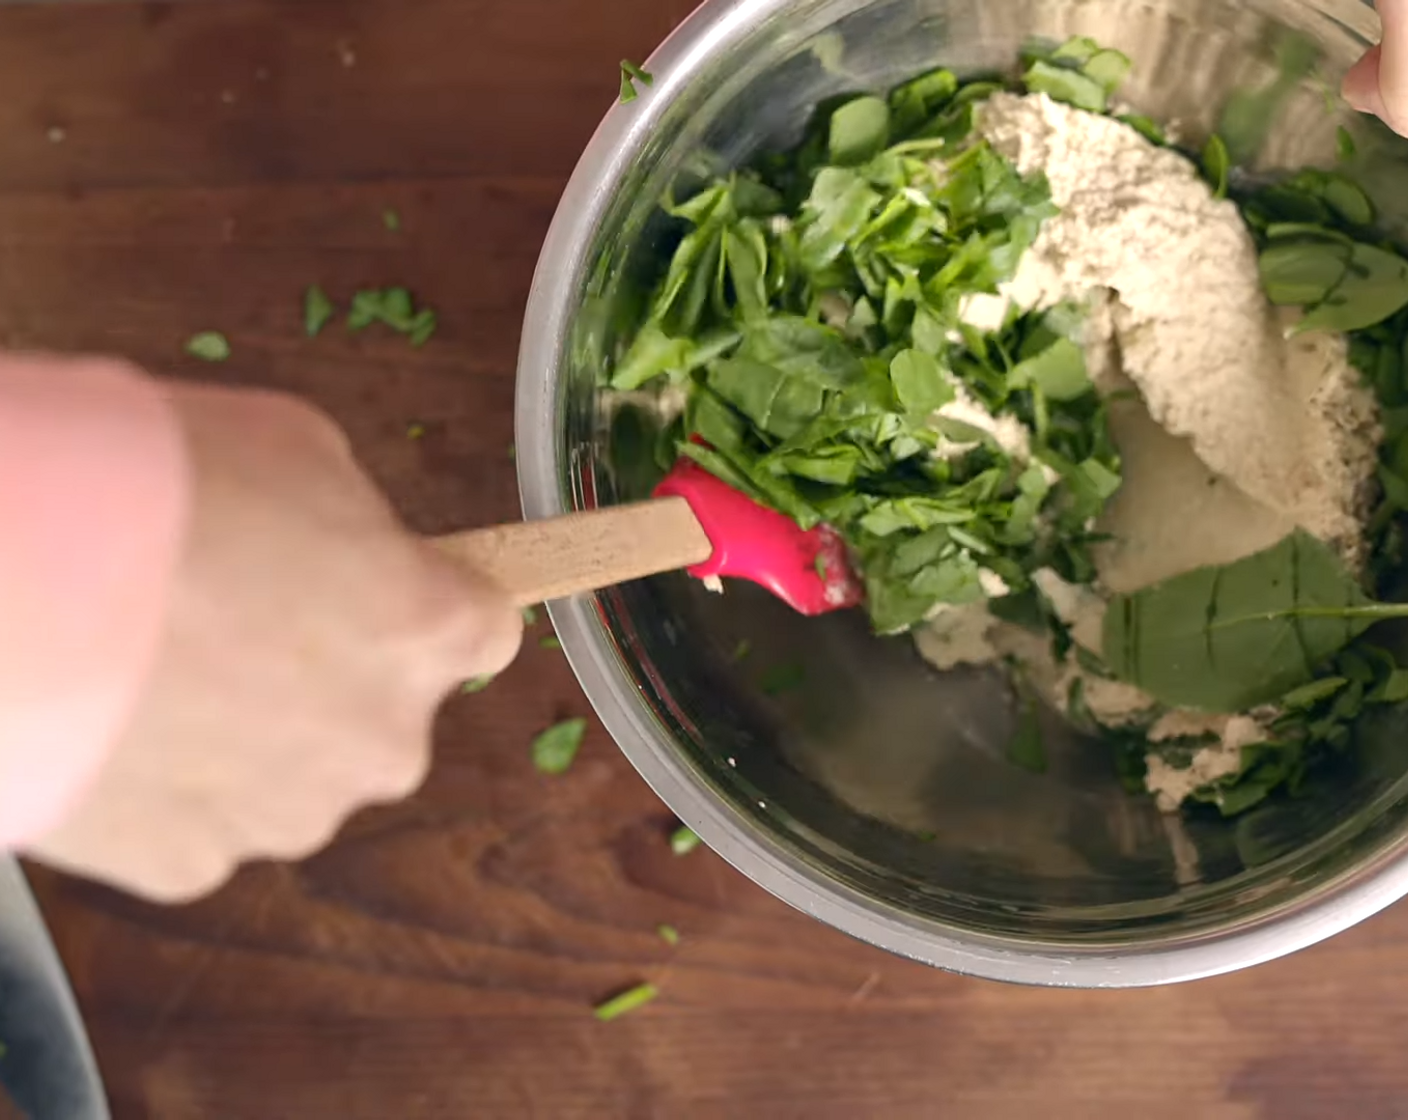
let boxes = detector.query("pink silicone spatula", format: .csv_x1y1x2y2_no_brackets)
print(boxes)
437,458,865,615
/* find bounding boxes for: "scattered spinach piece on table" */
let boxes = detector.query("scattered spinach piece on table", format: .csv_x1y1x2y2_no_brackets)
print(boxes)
346,287,439,344
670,825,701,855
532,718,587,774
656,923,680,946
304,284,335,337
186,331,230,362
594,982,658,1021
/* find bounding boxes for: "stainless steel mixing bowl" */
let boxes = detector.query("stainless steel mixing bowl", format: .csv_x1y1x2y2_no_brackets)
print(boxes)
517,0,1408,986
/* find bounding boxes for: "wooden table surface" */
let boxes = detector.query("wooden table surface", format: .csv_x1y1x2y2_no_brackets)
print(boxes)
6,1,1408,1117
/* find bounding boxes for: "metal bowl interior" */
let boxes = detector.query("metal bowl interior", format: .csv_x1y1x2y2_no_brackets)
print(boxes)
517,0,1408,985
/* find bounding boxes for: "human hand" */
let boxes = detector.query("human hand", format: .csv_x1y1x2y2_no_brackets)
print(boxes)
28,382,521,901
1344,0,1408,135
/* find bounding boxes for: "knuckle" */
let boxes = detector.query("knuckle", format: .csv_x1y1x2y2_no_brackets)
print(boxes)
370,740,433,802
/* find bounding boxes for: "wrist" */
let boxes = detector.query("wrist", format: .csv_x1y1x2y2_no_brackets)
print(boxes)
0,356,190,847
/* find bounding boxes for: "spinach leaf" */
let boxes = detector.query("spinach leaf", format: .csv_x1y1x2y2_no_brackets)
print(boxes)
1216,31,1319,164
889,349,954,416
186,331,230,362
888,67,959,138
828,96,891,165
1337,125,1357,163
619,59,655,104
1006,695,1047,773
610,62,1119,634
1201,134,1230,200
1024,61,1108,113
1022,40,1129,113
1008,337,1090,401
670,825,702,855
345,287,438,344
532,718,587,774
1103,530,1408,712
1259,239,1350,306
1118,114,1167,145
594,983,658,1021
1296,243,1408,334
304,285,335,337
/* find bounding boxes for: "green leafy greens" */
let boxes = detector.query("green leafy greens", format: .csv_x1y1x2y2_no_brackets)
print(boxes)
669,825,701,855
1096,143,1408,814
612,62,1124,633
531,717,587,774
347,287,438,346
619,59,654,104
1022,37,1131,115
1103,531,1408,713
304,284,334,337
594,982,658,1021
185,331,230,362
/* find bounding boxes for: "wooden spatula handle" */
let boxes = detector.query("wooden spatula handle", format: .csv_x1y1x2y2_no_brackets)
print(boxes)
433,496,713,607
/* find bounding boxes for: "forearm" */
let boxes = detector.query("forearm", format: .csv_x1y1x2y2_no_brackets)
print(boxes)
0,356,188,847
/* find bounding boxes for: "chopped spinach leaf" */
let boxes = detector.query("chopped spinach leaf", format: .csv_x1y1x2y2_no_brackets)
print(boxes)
670,825,701,855
594,982,658,1020
1337,125,1357,163
532,718,587,774
304,285,335,337
1103,531,1408,711
609,61,1122,634
185,331,230,362
619,59,655,104
1201,134,1230,200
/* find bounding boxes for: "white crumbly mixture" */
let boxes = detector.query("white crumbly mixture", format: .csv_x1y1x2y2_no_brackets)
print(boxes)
914,93,1383,812
977,92,1380,559
934,382,1031,460
1142,712,1273,813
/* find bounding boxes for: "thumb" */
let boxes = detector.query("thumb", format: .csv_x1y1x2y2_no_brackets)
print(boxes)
414,542,526,690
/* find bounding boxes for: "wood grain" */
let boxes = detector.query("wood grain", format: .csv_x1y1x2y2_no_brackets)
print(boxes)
438,498,713,606
8,1,1408,1118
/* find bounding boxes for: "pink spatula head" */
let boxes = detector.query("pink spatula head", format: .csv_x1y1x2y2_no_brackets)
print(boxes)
653,458,865,616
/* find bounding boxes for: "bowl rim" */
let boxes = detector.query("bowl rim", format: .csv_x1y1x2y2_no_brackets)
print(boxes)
514,0,1406,986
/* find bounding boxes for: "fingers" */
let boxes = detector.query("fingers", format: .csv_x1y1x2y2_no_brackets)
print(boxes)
1345,0,1408,135
1343,46,1386,119
1382,0,1408,131
413,543,526,690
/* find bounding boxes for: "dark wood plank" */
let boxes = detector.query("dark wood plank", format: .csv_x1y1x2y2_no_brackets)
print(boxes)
8,1,1408,1117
